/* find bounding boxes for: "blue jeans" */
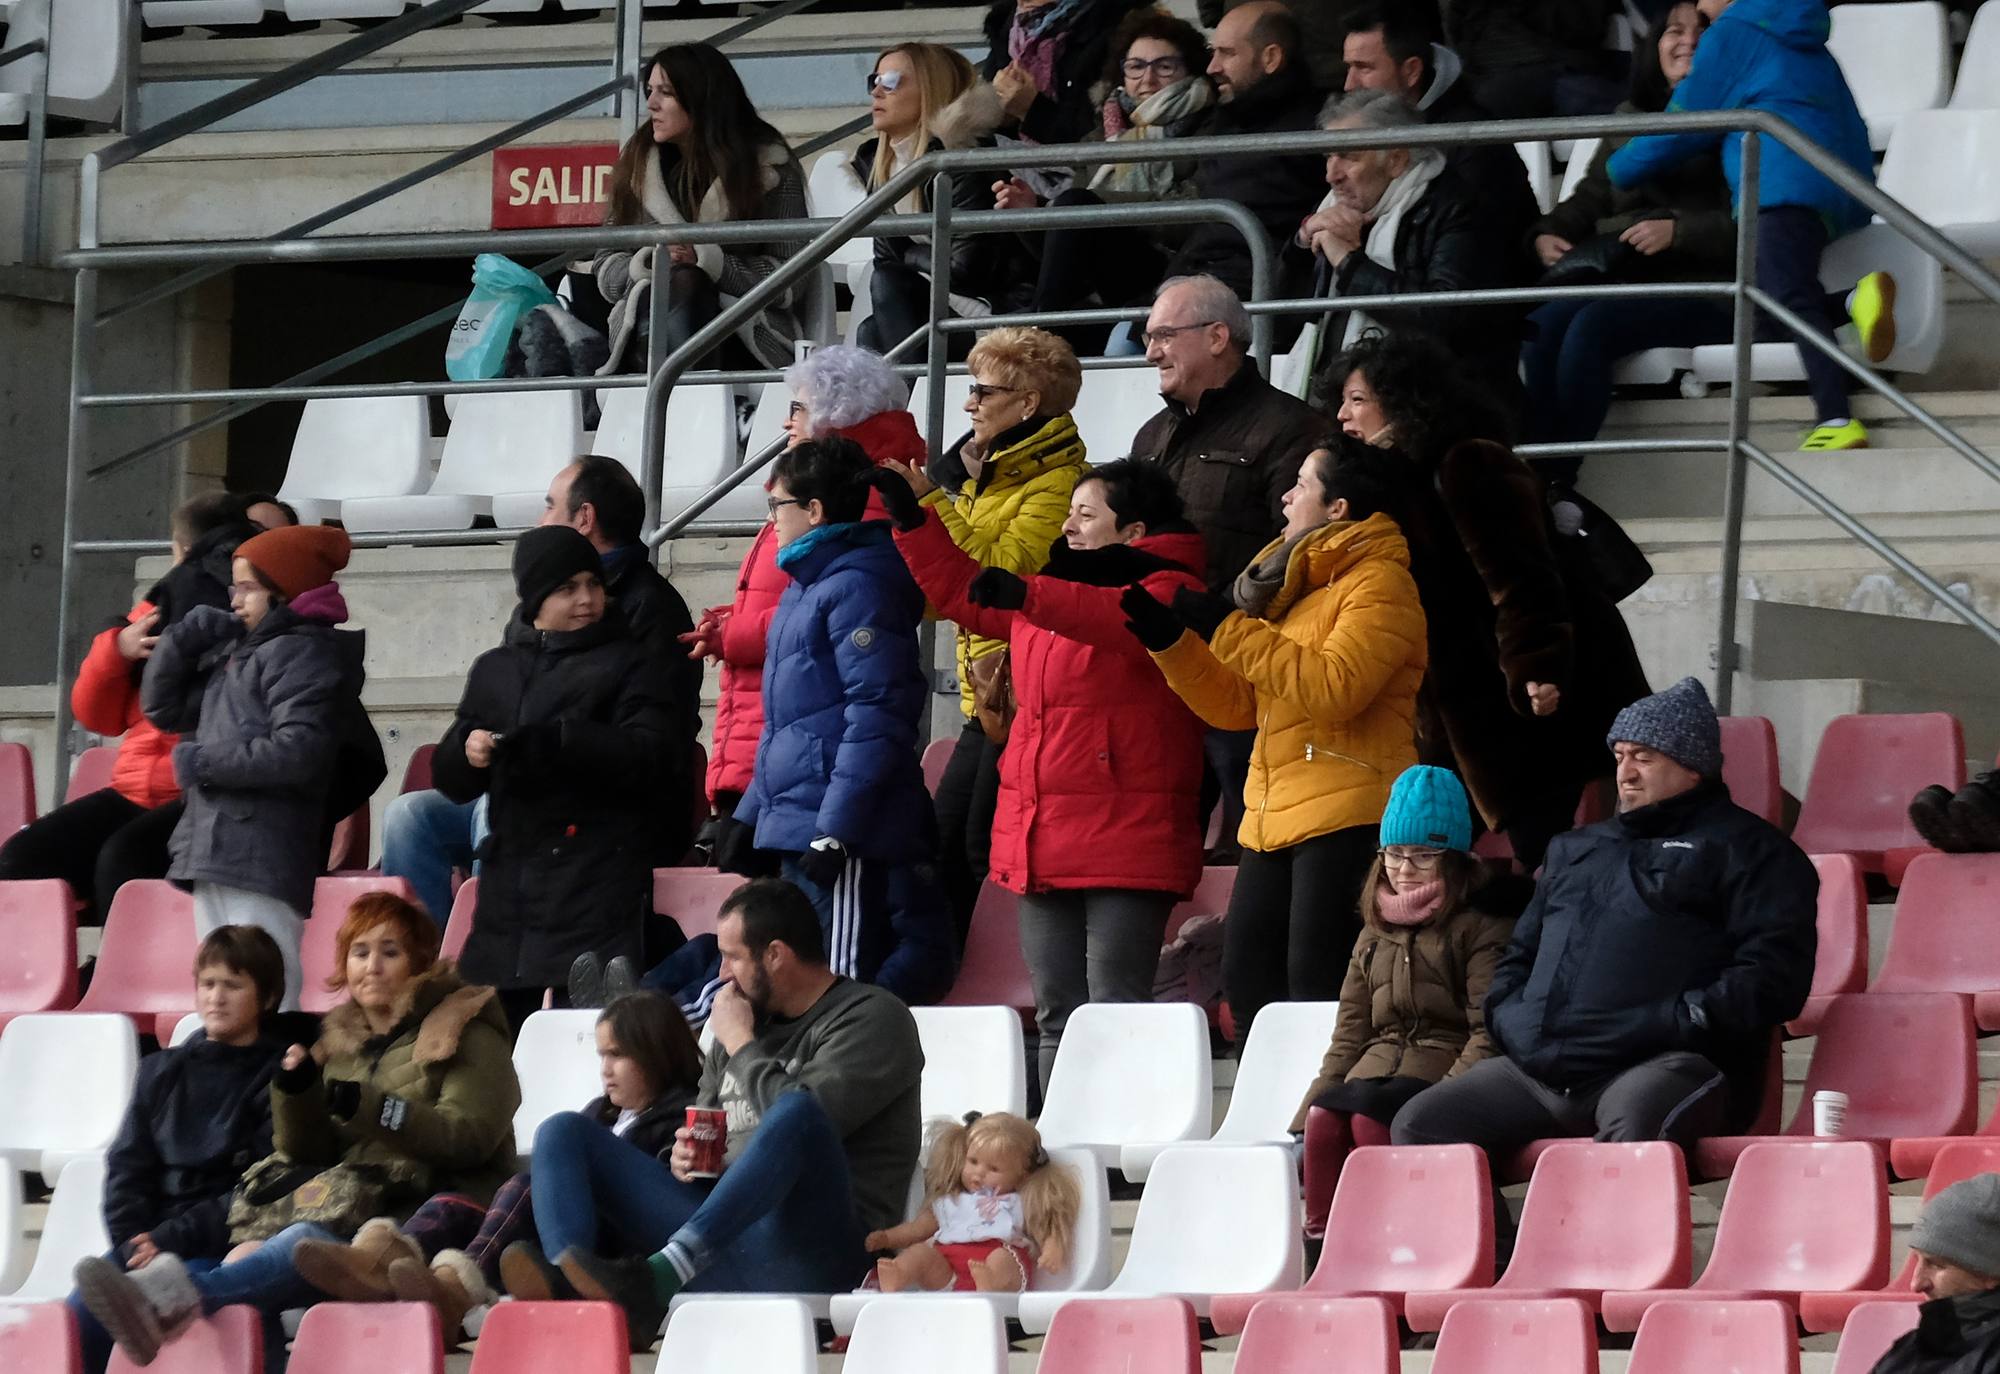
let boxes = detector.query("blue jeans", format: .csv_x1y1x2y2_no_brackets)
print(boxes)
1522,296,1733,448
380,790,489,925
530,1093,868,1293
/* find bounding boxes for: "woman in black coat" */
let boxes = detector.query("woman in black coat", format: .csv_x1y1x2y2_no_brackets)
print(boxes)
432,527,674,1026
981,0,1153,147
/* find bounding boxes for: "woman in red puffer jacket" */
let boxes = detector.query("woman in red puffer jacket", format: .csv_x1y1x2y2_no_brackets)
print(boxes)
875,458,1207,1091
686,346,929,830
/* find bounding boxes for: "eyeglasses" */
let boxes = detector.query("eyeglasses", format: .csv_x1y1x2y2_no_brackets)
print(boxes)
867,70,905,94
967,382,1024,403
1378,847,1446,870
766,497,803,514
787,400,806,419
1140,320,1219,348
1122,56,1188,79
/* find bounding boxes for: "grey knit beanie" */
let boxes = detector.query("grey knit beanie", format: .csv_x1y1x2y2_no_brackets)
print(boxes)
1910,1174,2000,1279
1606,676,1723,777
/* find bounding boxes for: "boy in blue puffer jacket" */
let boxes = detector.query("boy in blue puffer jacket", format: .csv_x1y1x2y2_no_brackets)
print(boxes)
723,437,957,1004
1607,0,1892,452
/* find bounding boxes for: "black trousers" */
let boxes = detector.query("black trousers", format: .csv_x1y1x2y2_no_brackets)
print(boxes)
857,260,977,361
932,718,1003,946
1390,1051,1728,1153
1030,189,1169,355
0,791,184,922
1201,728,1256,865
1222,823,1378,1042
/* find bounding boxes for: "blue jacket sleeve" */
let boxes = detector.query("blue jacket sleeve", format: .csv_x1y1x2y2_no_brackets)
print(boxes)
1607,17,1754,189
1481,870,1550,1053
814,584,923,846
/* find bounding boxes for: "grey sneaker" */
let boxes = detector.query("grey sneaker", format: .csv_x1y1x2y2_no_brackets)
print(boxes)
74,1252,201,1366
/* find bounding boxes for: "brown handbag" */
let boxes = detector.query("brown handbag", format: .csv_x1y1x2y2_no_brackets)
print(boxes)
965,647,1016,745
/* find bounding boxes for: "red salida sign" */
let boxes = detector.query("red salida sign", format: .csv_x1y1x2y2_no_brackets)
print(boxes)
492,143,621,229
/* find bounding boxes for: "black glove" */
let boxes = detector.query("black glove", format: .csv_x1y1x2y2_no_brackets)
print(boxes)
324,1078,362,1122
1172,587,1237,642
967,568,1028,610
1121,585,1184,652
859,468,926,533
713,816,769,877
272,1054,321,1096
797,836,848,888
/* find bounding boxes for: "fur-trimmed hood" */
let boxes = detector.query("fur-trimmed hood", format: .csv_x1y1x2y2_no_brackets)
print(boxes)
313,961,507,1067
930,80,1007,151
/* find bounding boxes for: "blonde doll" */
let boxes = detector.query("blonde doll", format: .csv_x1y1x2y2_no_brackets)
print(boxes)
864,1112,1080,1293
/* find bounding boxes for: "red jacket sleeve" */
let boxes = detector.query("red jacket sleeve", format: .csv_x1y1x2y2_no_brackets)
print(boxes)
71,604,151,736
893,511,1020,643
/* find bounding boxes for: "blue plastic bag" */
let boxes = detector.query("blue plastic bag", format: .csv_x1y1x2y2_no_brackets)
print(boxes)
444,253,561,382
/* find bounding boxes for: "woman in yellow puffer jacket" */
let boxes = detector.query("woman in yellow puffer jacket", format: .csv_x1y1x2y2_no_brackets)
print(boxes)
1121,438,1426,1042
888,326,1089,936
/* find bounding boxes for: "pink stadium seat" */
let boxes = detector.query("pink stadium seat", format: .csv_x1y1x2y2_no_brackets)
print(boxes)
1802,1139,2000,1330
442,877,477,962
1212,1144,1492,1334
1164,865,1236,945
109,1304,260,1374
1233,1296,1397,1374
1601,1140,1889,1331
1694,993,1976,1177
1720,716,1785,828
1404,1142,1690,1330
1429,1297,1596,1374
1788,854,1870,1035
1468,787,1609,870
1627,1299,1798,1374
1892,1102,2000,1183
921,739,952,795
65,745,120,804
74,879,198,1044
652,867,742,942
1791,713,1964,875
287,1301,443,1374
300,876,420,1013
0,1300,81,1374
400,744,436,794
1037,1298,1200,1374
1826,1301,1923,1374
940,882,1034,1011
465,1302,628,1374
1869,853,2000,1028
326,805,371,873
0,742,34,836
0,880,80,1033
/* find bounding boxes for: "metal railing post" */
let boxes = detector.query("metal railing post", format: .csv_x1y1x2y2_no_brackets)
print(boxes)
51,267,99,802
122,0,142,137
617,0,644,136
1713,132,1760,715
21,0,51,265
924,173,954,458
640,240,676,553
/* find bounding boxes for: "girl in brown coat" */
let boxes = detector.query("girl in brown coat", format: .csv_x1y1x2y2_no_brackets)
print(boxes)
1292,766,1528,1241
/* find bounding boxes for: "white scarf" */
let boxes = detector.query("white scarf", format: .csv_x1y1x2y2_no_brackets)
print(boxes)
1324,149,1446,349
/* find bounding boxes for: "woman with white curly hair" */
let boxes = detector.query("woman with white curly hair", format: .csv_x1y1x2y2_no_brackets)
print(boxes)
682,345,930,836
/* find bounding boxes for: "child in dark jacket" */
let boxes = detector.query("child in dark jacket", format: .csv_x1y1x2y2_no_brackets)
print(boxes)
68,925,288,1374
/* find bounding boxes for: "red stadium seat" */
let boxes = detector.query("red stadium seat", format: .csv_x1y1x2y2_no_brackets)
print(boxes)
0,742,34,837
1404,1142,1690,1330
1788,855,1870,1035
1720,716,1785,828
1037,1298,1200,1374
652,867,743,942
1792,713,1964,876
300,875,420,1012
109,1304,260,1374
1802,1140,2000,1330
921,738,952,795
1627,1300,1798,1374
400,744,436,794
1164,865,1237,945
1601,1141,1889,1331
0,1300,81,1374
74,879,198,1044
442,877,477,962
65,745,120,804
0,880,80,1033
287,1301,443,1374
1213,1144,1492,1333
940,882,1034,1011
1694,993,1976,1177
465,1302,629,1373
1892,1103,2000,1184
1430,1298,1596,1374
1233,1296,1397,1374
326,805,371,873
1869,853,2000,1027
1826,1301,1923,1374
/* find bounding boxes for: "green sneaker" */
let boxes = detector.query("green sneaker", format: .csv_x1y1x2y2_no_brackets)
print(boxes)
1849,271,1898,364
1801,419,1870,451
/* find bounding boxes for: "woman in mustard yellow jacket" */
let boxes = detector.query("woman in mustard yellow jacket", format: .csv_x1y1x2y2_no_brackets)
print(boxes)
889,326,1089,936
1121,438,1426,1041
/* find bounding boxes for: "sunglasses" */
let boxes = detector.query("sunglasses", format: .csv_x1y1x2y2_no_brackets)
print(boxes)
967,382,1024,403
867,70,905,94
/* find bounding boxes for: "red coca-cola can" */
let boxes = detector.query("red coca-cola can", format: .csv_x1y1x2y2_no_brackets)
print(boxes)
684,1106,727,1178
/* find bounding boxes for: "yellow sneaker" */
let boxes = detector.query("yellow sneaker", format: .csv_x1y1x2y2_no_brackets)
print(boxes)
1801,419,1870,450
1849,271,1898,364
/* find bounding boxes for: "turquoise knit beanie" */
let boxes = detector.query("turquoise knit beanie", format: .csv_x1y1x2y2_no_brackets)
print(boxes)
1379,765,1473,852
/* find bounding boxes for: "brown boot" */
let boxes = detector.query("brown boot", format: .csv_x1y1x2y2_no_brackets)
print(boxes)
386,1249,488,1341
292,1217,422,1301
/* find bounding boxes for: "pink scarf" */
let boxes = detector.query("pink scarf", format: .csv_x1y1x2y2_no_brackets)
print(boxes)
1375,879,1445,927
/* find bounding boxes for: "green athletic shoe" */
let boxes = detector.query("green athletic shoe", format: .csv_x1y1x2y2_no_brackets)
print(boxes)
1801,419,1870,451
1849,271,1898,364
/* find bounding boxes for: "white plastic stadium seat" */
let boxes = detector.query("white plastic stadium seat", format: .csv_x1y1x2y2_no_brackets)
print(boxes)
911,1005,1028,1123
1036,1002,1211,1177
906,373,974,447
1556,137,1602,208
829,1144,1110,1335
1015,1144,1301,1334
743,379,793,461
284,0,406,18
0,1159,25,1295
511,1010,603,1158
0,1013,137,1184
1515,141,1554,216
1689,221,1943,384
593,383,756,526
0,1153,110,1303
1951,2,2000,109
807,149,875,284
0,0,127,126
1069,367,1166,466
843,1296,1009,1374
342,390,584,533
1875,110,2000,256
278,396,432,525
141,1,272,25
1825,1,1950,150
660,1296,817,1372
169,1012,203,1047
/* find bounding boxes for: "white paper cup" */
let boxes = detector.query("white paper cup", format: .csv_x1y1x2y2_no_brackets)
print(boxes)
1813,1089,1849,1137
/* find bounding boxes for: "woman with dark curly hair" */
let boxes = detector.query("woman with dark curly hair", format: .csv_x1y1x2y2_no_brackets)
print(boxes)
1330,331,1649,870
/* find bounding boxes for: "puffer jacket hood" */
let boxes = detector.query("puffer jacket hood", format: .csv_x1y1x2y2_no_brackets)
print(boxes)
1728,0,1829,47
